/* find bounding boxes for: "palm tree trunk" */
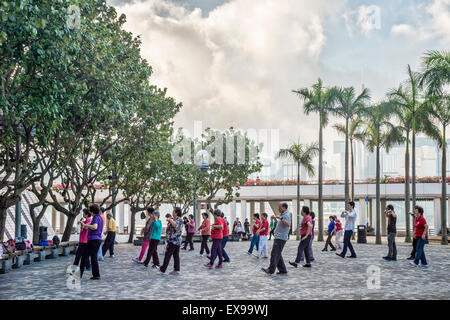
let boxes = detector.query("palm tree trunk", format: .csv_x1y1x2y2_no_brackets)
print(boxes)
296,163,301,241
441,125,448,245
318,115,324,242
350,138,355,201
376,143,381,245
344,118,350,206
404,136,411,243
412,129,416,208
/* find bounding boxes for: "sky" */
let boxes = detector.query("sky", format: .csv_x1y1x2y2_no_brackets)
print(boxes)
106,0,450,173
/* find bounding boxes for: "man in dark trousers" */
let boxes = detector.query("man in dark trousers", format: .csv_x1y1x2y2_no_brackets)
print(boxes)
102,213,117,258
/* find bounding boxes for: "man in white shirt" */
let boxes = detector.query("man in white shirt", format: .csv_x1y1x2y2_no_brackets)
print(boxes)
336,201,357,258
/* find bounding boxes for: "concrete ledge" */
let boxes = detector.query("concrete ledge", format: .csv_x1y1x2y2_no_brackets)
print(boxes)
60,247,70,256
12,256,24,269
24,253,34,265
46,248,59,259
34,251,46,262
0,260,12,274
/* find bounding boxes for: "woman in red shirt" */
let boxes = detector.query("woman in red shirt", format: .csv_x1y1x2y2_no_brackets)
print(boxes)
247,213,261,255
204,209,224,269
410,206,429,267
197,212,211,257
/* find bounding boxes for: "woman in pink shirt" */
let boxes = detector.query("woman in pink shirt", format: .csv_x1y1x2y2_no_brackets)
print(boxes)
73,209,92,269
182,214,196,251
334,216,343,250
197,212,211,257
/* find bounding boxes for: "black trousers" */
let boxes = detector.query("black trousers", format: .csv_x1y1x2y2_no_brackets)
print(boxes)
269,228,275,240
295,235,312,264
160,242,180,273
102,231,116,256
410,236,419,258
143,239,160,267
74,242,90,267
324,233,336,250
200,235,210,254
268,239,287,274
183,232,194,250
80,239,102,278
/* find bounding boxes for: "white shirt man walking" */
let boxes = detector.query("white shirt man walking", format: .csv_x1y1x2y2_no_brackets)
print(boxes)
336,201,357,258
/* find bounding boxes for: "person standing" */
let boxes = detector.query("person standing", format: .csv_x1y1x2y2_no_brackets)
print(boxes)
322,216,336,252
143,211,162,268
261,202,291,275
383,204,397,261
181,216,189,248
133,207,155,264
220,212,231,263
307,211,316,262
244,218,250,240
73,209,92,270
255,213,269,258
197,212,211,257
336,201,357,258
157,207,183,275
289,206,313,268
268,216,276,241
102,213,117,258
407,210,420,260
247,213,261,255
410,206,429,267
79,204,104,280
97,207,107,261
182,214,195,251
334,216,343,250
205,209,224,269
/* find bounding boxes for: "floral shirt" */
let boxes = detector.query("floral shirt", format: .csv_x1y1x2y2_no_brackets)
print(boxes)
166,218,183,246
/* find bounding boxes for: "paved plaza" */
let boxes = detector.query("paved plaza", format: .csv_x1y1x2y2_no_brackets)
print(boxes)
1,239,449,300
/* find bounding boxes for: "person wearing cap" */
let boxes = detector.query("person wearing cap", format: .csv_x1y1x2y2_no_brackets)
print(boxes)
97,207,107,261
143,210,162,268
102,212,117,258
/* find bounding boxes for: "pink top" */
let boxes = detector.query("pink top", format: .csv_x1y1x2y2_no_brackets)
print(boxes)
198,219,211,236
79,218,92,243
300,215,313,236
188,219,195,233
335,219,343,231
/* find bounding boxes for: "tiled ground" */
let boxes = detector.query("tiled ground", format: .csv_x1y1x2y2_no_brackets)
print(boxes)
0,239,449,300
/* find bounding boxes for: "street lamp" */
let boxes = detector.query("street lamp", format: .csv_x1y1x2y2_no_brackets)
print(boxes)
193,150,209,226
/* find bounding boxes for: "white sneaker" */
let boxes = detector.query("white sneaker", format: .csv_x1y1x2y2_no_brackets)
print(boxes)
196,253,204,257
262,254,269,259
169,270,180,275
132,258,142,264
418,263,428,268
253,253,260,258
410,261,419,267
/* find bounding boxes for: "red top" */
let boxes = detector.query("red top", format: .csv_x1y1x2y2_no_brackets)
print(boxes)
222,219,229,237
300,215,313,236
211,217,224,239
252,219,261,235
259,219,269,236
198,218,211,236
335,219,343,231
414,215,427,237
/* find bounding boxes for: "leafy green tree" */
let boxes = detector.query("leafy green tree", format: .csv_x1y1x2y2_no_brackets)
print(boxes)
362,102,404,244
277,141,319,240
333,118,366,201
293,78,336,241
333,87,370,205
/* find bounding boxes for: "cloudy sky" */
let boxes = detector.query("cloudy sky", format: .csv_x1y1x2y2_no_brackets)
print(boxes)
107,0,449,170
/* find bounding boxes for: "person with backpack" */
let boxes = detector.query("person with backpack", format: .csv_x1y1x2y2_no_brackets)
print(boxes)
79,204,104,280
73,208,92,270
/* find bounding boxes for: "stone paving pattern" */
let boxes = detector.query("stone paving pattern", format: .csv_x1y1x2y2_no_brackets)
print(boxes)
0,238,449,300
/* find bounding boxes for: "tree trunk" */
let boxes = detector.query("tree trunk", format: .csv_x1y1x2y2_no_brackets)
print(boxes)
441,126,447,245
318,115,324,242
412,130,416,208
128,208,137,243
350,138,355,201
0,207,7,242
62,214,77,242
376,144,381,245
296,163,301,240
344,118,350,206
32,217,40,245
404,138,411,243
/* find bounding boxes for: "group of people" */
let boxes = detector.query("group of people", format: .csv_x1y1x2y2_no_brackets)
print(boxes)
74,199,430,280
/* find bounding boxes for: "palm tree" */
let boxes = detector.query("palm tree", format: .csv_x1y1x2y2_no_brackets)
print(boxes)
419,50,450,96
388,65,429,226
333,86,370,204
422,95,450,245
362,102,404,244
293,78,337,242
277,141,319,240
333,117,366,201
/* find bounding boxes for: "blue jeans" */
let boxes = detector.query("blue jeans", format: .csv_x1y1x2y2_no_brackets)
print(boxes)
97,244,104,260
222,236,229,261
248,235,260,254
341,230,356,257
414,237,428,265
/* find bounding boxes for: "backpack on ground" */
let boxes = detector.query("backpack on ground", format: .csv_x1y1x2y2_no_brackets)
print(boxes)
39,240,49,247
52,235,60,246
25,240,32,250
6,239,15,253
14,237,26,251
